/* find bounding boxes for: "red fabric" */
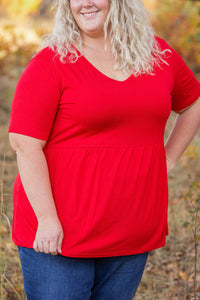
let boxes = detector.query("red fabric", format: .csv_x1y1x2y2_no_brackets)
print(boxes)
8,36,200,258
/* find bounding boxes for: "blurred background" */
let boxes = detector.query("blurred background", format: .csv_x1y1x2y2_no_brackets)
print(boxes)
0,0,200,299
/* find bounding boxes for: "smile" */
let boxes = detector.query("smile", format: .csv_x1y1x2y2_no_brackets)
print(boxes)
81,11,100,17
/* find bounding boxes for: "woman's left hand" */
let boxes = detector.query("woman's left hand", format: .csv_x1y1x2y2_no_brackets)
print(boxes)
166,157,175,174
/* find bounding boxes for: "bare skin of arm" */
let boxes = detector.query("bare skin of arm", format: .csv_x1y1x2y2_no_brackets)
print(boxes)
9,133,64,255
165,97,200,173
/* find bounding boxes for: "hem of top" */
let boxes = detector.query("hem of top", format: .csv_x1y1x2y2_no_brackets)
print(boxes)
44,142,165,150
13,236,166,258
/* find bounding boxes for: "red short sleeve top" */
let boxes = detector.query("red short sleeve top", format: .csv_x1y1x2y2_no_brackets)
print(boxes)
8,36,200,257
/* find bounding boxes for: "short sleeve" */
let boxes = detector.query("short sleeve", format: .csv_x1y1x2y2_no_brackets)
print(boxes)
169,45,200,112
8,48,61,140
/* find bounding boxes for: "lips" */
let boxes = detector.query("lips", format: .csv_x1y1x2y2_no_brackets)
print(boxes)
81,10,100,16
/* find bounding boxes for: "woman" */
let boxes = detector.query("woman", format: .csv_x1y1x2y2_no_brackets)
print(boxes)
9,0,200,299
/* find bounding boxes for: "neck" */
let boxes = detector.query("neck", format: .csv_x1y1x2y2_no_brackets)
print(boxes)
81,33,112,53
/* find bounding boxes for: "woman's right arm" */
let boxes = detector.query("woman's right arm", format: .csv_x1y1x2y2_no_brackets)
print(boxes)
9,132,64,255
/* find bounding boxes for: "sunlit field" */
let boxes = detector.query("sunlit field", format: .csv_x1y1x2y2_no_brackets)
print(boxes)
0,1,200,299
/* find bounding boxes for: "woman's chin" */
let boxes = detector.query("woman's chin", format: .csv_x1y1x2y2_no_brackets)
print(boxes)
81,26,104,38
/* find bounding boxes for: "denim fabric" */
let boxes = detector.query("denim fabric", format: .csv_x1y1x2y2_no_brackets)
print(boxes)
18,246,149,300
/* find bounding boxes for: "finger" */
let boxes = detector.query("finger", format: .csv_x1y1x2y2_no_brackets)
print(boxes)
37,240,44,253
49,240,58,255
43,240,50,254
57,233,64,254
33,240,39,252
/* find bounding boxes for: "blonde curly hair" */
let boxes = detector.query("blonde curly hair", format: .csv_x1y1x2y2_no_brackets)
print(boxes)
41,0,171,76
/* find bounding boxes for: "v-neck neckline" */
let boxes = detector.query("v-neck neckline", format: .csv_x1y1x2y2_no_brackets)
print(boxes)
73,45,134,83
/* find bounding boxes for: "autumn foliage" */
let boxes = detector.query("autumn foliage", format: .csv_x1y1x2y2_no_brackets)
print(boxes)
0,0,199,78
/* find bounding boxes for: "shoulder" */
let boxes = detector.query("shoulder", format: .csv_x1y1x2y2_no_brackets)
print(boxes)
30,46,78,67
30,47,60,66
16,47,63,88
21,47,64,81
154,36,184,60
154,36,184,67
154,35,173,52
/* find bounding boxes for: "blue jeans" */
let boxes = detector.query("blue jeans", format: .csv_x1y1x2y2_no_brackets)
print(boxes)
18,246,149,300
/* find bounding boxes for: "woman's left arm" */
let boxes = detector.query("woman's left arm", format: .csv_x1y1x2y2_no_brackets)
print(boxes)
165,97,200,173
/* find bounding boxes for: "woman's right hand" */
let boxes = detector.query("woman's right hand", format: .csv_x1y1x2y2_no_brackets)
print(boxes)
33,216,64,255
9,133,64,256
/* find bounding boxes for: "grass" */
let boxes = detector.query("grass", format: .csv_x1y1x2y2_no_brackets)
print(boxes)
0,144,26,300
